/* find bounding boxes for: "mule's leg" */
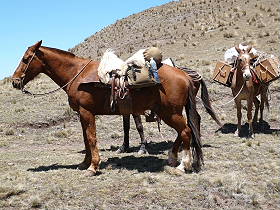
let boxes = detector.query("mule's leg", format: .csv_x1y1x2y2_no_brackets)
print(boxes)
247,99,254,138
259,86,268,122
79,108,100,175
132,114,148,154
117,115,130,153
253,97,260,123
234,99,242,137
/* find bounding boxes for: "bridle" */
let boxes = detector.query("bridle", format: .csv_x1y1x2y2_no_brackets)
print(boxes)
19,51,36,94
17,49,92,97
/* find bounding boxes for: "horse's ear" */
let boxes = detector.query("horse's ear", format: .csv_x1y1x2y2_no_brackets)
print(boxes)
31,40,42,52
235,45,241,54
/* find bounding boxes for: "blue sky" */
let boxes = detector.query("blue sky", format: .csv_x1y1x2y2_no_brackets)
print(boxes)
0,0,172,79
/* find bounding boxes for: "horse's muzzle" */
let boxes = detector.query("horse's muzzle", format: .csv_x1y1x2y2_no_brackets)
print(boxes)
242,69,252,81
12,78,22,89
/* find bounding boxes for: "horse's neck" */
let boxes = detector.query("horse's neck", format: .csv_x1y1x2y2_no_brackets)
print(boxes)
41,48,83,89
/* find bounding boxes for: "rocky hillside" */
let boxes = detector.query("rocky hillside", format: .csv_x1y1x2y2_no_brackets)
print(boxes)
70,0,279,73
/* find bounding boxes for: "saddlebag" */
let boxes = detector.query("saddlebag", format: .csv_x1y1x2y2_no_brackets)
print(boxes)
255,58,280,83
212,61,233,86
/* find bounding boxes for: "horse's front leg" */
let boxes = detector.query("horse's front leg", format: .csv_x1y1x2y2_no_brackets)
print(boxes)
234,99,242,137
161,113,193,172
132,114,148,154
78,107,100,176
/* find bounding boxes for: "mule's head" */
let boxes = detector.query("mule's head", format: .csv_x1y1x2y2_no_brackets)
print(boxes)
235,45,254,81
12,40,43,89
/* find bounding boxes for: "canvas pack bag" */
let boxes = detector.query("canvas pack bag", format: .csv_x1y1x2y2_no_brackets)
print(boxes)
255,58,280,83
125,47,162,86
212,61,233,86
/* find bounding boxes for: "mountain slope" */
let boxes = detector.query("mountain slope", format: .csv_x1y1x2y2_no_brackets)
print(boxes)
70,0,279,72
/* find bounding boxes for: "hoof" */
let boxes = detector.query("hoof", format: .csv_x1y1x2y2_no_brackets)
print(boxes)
116,145,128,153
174,168,185,175
85,169,97,177
138,148,148,155
164,166,184,176
192,162,202,173
176,164,185,173
234,130,240,137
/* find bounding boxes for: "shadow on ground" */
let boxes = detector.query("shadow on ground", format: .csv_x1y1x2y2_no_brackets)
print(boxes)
103,140,173,155
27,163,78,172
218,121,280,137
101,155,166,172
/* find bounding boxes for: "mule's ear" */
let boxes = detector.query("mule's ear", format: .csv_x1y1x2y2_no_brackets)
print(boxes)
247,45,252,53
235,45,241,54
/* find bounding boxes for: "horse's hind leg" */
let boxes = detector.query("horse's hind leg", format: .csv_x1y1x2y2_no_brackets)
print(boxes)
78,108,100,176
132,114,147,154
117,115,130,153
161,113,192,172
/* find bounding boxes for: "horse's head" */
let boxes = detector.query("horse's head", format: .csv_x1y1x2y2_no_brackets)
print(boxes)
235,45,254,81
12,40,43,90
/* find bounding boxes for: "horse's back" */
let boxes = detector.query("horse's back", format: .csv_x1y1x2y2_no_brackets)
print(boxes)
158,64,193,106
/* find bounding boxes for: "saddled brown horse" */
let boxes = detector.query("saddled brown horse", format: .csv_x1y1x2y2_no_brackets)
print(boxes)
120,73,222,154
232,45,269,138
12,41,203,175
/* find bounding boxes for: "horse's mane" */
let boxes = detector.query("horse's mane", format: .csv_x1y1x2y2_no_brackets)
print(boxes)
40,46,76,58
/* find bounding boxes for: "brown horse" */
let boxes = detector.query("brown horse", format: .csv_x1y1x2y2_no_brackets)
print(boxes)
120,74,222,154
12,41,203,175
232,45,269,138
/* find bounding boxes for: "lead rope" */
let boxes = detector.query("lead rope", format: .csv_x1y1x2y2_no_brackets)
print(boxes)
196,81,245,110
22,60,92,97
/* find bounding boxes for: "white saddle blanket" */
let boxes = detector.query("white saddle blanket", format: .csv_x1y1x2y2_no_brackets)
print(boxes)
98,49,153,85
224,44,258,64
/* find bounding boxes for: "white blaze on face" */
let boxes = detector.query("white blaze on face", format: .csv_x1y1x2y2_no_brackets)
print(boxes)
177,149,192,172
241,54,252,80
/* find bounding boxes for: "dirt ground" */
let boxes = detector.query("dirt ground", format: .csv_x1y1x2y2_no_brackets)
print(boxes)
0,72,279,210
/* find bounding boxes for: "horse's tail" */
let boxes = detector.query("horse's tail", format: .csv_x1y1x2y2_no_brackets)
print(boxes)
185,82,203,172
200,79,222,127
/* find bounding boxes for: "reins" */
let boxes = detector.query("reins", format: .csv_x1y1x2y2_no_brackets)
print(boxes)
21,59,92,97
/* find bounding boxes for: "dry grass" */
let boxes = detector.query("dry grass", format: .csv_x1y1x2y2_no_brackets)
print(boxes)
1,73,279,210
